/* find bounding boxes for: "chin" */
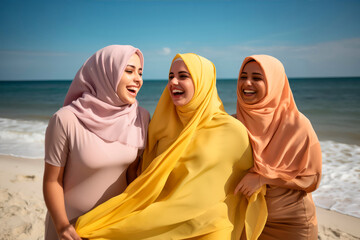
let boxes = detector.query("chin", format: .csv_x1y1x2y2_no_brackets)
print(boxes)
124,98,136,105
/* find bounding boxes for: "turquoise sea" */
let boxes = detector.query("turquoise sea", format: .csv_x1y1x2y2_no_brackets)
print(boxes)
0,78,359,144
0,78,360,217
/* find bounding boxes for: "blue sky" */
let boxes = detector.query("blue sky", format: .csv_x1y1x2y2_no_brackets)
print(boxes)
0,0,359,80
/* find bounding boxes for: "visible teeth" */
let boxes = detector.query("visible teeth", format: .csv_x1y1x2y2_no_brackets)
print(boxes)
172,89,184,94
127,87,137,93
243,90,255,94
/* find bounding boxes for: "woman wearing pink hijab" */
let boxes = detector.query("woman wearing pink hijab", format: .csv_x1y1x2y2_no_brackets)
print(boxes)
43,45,150,240
234,55,322,239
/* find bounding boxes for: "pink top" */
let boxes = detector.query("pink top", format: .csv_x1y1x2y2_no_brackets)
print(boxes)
45,107,150,221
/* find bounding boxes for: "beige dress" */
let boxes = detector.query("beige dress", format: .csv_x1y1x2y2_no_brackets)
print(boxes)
255,174,319,240
44,107,149,239
259,185,318,240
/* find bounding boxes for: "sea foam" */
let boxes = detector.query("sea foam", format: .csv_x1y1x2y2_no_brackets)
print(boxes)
0,117,47,158
313,141,360,218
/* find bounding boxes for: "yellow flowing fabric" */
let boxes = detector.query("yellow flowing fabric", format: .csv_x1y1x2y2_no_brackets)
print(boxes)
75,53,267,240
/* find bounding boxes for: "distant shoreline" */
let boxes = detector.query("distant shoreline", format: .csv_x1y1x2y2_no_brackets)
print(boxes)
1,76,360,82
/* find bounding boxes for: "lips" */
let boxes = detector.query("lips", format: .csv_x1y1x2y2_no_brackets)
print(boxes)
243,89,256,95
126,86,138,96
172,89,184,95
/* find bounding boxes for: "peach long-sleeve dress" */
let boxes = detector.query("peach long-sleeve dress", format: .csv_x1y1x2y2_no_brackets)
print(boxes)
44,107,149,239
236,55,322,240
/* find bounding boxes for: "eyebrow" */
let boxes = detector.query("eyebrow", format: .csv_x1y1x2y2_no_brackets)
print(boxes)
127,64,142,71
241,71,262,75
169,71,190,75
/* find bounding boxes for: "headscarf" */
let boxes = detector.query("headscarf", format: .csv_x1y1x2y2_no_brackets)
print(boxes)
63,45,147,148
75,53,267,240
236,55,322,192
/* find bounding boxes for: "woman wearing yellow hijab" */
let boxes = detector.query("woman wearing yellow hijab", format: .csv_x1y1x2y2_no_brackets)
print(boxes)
75,53,267,240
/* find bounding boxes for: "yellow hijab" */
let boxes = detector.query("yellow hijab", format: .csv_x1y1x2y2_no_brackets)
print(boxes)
75,53,267,240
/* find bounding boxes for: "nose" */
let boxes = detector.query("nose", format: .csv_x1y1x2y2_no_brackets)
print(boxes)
243,78,252,86
169,77,179,85
134,72,143,86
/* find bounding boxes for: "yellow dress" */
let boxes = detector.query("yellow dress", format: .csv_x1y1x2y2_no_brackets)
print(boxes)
75,53,267,240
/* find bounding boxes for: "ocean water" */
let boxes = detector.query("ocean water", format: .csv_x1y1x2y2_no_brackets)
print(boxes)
0,78,359,218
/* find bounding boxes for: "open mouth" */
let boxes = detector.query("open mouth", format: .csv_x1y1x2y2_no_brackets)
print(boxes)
127,87,137,95
172,89,184,96
243,89,256,95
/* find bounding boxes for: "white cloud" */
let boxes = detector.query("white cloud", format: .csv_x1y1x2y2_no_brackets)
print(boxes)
159,47,171,56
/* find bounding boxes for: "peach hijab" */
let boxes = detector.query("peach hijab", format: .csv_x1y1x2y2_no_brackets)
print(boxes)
236,55,322,191
63,45,147,148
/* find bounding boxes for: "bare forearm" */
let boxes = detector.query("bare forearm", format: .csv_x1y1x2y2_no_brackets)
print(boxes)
43,180,70,233
43,163,72,236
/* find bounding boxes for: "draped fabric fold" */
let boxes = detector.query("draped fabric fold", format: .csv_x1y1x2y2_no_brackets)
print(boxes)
63,45,147,148
236,55,322,191
76,53,267,239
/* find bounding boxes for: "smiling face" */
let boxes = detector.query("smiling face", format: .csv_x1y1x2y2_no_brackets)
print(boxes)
116,53,143,104
238,61,267,105
167,59,195,106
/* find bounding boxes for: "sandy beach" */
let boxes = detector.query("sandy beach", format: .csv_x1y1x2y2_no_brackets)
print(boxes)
0,154,359,240
0,155,46,240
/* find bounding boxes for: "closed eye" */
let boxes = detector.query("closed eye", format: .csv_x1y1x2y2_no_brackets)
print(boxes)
179,74,189,78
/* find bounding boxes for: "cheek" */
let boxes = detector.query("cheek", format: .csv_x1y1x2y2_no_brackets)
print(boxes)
116,83,125,97
120,75,130,85
185,82,195,96
189,87,195,98
257,83,266,99
261,83,267,95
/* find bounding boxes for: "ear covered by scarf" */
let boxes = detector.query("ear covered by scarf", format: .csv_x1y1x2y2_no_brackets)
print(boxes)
63,45,147,148
141,53,225,167
237,55,322,191
75,53,267,240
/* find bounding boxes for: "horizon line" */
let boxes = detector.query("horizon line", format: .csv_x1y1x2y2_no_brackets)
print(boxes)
1,76,360,82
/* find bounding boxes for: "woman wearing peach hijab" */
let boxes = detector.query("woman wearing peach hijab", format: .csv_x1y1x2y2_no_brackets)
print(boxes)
74,53,267,239
235,55,322,239
43,45,150,240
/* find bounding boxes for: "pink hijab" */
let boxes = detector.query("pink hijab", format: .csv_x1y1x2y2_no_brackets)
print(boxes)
63,45,147,148
236,55,322,190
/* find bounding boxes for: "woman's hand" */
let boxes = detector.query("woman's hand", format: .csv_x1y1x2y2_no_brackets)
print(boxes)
58,224,82,240
234,172,263,198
